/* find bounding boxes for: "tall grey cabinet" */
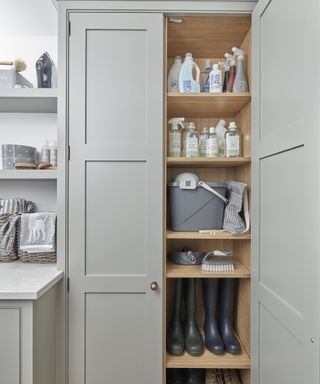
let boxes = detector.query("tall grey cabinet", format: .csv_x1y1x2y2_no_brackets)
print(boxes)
58,1,320,383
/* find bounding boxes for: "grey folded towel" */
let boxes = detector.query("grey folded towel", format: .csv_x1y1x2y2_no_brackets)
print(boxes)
223,181,247,234
0,198,35,214
0,214,19,257
20,212,56,253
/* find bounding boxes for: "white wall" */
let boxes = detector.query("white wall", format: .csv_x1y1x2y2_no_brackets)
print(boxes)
0,0,58,86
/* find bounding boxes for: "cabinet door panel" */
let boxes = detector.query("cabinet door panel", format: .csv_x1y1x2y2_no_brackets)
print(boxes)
252,0,320,382
68,13,163,384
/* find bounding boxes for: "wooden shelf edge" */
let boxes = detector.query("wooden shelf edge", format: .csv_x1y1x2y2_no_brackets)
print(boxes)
167,92,251,98
166,231,251,240
166,157,251,168
166,261,251,279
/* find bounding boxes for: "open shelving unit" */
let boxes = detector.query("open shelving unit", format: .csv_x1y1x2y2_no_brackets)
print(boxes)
165,15,252,383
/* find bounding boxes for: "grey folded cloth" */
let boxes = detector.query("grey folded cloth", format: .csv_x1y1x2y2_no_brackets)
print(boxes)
0,214,19,257
223,181,247,234
20,212,56,253
169,251,206,265
0,198,35,214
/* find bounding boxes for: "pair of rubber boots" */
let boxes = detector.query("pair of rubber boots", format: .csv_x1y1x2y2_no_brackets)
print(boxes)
167,278,204,356
203,278,240,354
167,368,204,384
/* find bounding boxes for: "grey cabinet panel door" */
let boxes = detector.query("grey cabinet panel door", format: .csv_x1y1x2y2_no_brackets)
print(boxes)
68,13,163,384
252,0,320,383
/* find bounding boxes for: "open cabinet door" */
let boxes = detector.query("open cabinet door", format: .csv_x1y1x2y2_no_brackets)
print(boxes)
252,0,320,383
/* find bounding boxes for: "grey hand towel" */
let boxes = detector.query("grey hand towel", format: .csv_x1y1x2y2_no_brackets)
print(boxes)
0,214,19,257
20,212,56,253
223,181,248,234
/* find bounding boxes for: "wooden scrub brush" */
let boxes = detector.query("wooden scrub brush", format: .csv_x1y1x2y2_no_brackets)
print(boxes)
201,251,234,272
0,58,27,72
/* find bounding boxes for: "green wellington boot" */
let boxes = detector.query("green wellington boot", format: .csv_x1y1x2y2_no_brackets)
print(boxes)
184,278,204,356
167,279,185,356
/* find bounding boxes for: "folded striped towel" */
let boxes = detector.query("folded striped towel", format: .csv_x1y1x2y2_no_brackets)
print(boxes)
0,198,35,214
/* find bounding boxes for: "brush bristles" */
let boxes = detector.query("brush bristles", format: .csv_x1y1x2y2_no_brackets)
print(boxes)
202,264,235,272
13,58,27,72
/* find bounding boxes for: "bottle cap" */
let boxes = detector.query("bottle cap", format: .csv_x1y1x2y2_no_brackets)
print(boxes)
185,52,193,59
209,127,215,134
202,127,209,133
175,56,182,62
228,122,237,129
213,64,219,70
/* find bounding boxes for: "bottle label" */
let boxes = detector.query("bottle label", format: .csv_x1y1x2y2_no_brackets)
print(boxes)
210,73,221,91
169,132,181,157
186,137,198,157
169,78,178,92
182,80,192,92
226,135,240,157
199,136,207,156
206,138,218,157
217,138,225,157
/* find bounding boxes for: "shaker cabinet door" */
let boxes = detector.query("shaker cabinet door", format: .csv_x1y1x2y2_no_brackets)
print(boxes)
252,0,320,383
68,12,164,384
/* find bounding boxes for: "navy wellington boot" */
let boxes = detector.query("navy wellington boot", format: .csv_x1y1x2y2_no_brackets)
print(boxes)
202,278,224,354
219,279,241,354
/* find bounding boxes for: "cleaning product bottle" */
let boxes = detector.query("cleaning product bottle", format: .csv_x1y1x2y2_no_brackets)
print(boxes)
168,56,182,92
199,127,209,157
209,64,222,93
215,119,227,157
50,140,57,167
201,59,212,93
179,53,200,93
40,140,50,163
183,122,199,157
225,122,242,157
168,117,184,157
223,54,232,92
232,47,248,93
227,55,236,92
206,127,218,157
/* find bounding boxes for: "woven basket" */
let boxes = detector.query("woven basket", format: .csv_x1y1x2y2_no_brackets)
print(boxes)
205,369,224,384
0,214,18,262
16,217,57,264
223,369,242,384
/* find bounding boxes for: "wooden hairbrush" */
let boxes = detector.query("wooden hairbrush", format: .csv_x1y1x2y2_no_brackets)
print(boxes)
0,59,27,72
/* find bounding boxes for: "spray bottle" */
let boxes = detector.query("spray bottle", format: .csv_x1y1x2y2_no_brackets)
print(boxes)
232,47,248,93
168,117,184,157
223,54,232,92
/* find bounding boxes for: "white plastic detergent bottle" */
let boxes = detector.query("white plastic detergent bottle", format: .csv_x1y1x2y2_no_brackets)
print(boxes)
168,56,182,92
179,53,200,93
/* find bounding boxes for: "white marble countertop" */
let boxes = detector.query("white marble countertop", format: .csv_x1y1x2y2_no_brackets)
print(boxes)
0,262,64,300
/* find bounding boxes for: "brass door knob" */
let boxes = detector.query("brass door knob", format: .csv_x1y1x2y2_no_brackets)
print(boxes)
150,281,159,291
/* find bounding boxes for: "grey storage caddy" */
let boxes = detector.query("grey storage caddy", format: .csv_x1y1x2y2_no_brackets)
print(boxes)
168,173,227,232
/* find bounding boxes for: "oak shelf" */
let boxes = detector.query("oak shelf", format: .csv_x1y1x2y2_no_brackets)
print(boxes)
166,230,251,240
167,157,251,168
166,343,250,369
166,261,250,279
167,93,251,118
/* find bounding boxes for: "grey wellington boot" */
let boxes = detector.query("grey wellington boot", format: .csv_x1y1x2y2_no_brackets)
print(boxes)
167,279,185,356
184,279,204,356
